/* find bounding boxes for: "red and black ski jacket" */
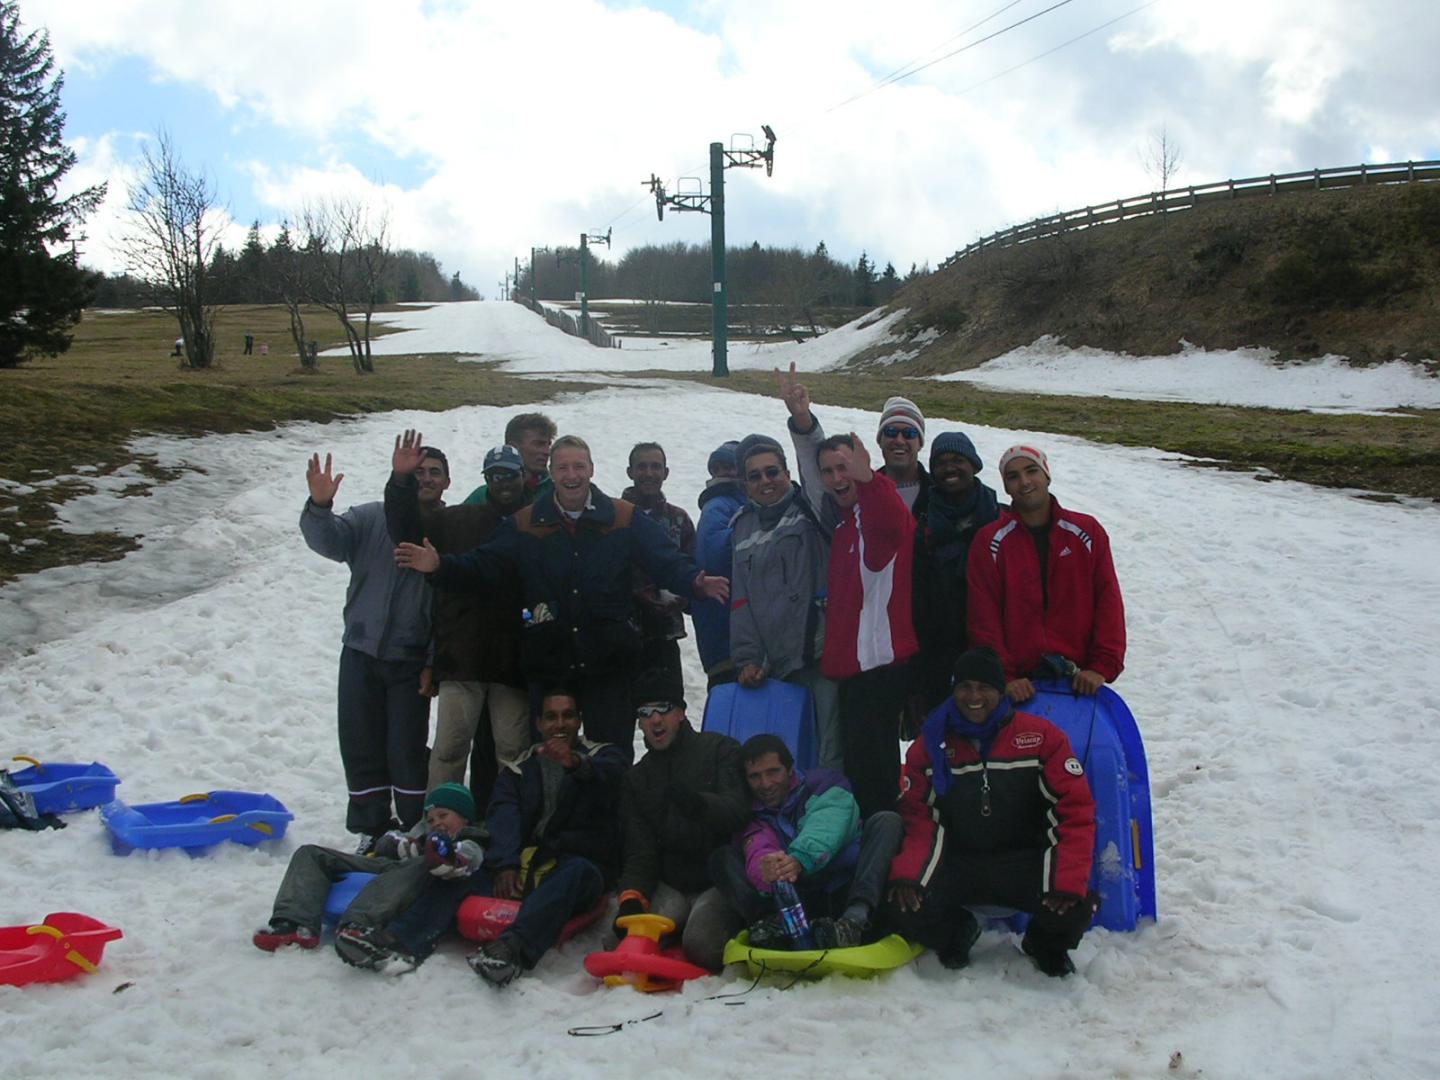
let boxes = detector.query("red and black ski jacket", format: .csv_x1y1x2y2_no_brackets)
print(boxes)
890,709,1096,898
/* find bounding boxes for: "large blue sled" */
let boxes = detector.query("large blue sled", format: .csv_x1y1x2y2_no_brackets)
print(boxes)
702,680,818,770
1020,680,1157,932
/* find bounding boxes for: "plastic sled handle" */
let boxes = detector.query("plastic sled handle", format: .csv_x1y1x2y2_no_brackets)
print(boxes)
614,913,676,941
179,793,211,804
12,755,41,770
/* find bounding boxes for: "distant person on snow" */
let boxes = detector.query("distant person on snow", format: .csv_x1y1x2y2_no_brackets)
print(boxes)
886,648,1098,976
966,445,1126,703
384,433,529,812
692,440,744,687
622,441,696,683
462,412,556,507
252,782,483,957
396,435,729,760
300,440,437,847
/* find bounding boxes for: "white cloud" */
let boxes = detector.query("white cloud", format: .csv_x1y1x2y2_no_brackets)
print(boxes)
29,0,1440,289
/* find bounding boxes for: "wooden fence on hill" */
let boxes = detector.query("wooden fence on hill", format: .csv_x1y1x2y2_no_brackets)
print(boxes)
941,160,1440,268
513,295,620,348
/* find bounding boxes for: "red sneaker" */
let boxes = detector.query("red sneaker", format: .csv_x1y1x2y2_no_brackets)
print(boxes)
253,919,320,952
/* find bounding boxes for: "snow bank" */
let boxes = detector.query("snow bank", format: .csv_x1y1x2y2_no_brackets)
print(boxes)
3,378,1439,1076
931,337,1440,413
334,300,905,374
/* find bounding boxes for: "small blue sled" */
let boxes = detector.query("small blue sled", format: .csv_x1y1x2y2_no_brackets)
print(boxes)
1013,681,1157,932
101,791,293,854
2,757,120,815
702,680,818,770
323,872,380,926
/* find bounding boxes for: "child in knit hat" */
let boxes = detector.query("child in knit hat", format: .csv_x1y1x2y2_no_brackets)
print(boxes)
253,782,485,968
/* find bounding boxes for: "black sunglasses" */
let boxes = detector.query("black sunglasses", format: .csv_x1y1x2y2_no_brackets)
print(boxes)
746,465,784,483
635,702,677,718
881,425,921,440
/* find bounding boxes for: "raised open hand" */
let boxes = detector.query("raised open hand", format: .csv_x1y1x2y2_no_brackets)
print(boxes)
394,538,440,573
392,429,426,477
306,453,344,507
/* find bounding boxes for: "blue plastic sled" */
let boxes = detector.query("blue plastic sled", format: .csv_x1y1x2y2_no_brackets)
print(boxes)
323,872,380,926
101,791,293,854
1012,681,1156,932
702,680,817,770
2,759,120,815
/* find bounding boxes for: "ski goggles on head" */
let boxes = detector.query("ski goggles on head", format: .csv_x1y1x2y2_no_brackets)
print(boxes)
881,425,921,440
635,702,678,719
745,465,784,483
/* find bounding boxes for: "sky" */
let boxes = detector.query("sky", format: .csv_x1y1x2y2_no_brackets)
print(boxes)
26,0,1440,296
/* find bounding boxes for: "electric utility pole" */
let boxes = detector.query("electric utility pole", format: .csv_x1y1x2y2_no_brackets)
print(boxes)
645,124,776,377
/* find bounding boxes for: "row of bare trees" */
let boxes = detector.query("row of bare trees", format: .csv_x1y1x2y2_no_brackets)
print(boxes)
123,132,392,373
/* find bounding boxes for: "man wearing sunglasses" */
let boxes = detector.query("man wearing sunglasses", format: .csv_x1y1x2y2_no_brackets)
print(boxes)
612,667,751,970
728,433,841,770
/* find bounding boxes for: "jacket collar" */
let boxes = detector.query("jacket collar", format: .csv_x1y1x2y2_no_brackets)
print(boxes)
529,484,614,527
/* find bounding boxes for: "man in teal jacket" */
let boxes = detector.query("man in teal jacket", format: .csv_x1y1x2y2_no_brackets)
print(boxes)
709,734,901,950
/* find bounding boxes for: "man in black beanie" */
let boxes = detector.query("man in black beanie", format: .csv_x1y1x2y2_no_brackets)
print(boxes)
613,668,751,969
886,648,1100,977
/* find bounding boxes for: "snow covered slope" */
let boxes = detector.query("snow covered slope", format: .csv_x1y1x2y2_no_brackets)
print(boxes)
3,317,1439,1078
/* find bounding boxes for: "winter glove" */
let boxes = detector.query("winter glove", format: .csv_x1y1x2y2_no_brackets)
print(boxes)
383,830,423,860
663,783,705,820
612,894,648,939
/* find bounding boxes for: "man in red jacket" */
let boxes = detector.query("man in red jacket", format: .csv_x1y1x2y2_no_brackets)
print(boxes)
966,444,1126,704
814,434,917,820
887,648,1098,976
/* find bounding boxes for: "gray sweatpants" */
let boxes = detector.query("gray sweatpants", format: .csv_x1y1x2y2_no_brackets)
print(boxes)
269,845,433,931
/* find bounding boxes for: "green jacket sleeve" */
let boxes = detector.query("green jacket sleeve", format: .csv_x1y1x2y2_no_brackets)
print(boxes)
788,786,861,875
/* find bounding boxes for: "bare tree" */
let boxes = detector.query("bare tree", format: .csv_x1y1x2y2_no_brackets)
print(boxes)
1141,124,1183,197
266,223,314,370
299,197,390,374
124,131,223,368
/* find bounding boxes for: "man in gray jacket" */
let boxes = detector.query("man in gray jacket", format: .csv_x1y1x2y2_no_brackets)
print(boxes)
728,433,840,769
301,440,438,846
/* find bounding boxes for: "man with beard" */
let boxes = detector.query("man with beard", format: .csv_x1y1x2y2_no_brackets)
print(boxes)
910,431,1000,715
386,434,531,811
967,445,1126,704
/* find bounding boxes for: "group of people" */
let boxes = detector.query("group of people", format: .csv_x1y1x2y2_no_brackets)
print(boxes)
266,368,1126,984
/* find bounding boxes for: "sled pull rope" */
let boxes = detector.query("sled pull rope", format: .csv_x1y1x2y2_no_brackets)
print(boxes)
567,1011,663,1037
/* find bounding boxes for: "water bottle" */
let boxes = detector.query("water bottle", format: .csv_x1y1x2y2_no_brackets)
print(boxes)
772,880,816,950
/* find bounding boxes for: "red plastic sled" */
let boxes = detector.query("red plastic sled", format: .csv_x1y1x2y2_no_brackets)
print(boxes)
583,913,709,992
0,913,123,987
457,893,609,944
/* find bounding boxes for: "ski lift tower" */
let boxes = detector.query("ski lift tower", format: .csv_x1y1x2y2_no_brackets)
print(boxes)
645,124,776,377
578,228,611,336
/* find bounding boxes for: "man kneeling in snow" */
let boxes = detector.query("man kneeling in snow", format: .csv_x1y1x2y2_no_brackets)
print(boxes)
335,689,626,986
253,782,483,956
710,734,902,950
886,648,1099,976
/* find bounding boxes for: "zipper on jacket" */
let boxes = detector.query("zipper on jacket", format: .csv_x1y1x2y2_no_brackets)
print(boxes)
979,761,992,817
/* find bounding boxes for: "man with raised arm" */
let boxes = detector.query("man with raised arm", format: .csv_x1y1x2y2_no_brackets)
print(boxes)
462,411,556,506
385,432,530,810
966,445,1126,704
395,435,728,761
300,439,435,848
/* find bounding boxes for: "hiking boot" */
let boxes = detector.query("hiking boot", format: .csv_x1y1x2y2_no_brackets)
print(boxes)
353,819,400,856
334,924,417,975
746,914,790,951
812,916,863,950
1021,935,1076,978
937,917,982,970
252,919,319,952
468,937,522,987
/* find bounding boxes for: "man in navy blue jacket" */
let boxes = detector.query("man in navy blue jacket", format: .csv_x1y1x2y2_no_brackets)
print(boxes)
396,435,728,761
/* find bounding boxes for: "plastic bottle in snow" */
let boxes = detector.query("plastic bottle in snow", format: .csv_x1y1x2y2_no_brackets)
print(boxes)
772,880,816,950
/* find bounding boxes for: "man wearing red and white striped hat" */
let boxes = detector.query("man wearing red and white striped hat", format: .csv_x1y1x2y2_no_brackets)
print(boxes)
965,444,1126,704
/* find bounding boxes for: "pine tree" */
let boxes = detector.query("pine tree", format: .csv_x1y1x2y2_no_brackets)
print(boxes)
0,1,106,366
